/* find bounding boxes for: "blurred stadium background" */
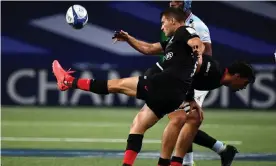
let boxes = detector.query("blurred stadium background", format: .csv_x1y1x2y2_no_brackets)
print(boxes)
1,1,276,166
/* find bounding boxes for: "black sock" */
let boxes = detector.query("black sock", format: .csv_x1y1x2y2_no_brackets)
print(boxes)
126,134,144,152
171,156,183,163
72,78,109,94
158,157,170,166
89,80,109,94
193,130,217,149
122,134,144,166
187,144,193,153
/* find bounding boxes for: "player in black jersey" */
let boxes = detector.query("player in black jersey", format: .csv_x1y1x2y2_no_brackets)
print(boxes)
175,56,255,166
52,7,205,166
143,55,255,166
186,56,255,99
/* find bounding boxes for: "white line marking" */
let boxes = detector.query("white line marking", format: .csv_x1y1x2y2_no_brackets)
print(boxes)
0,137,242,145
2,121,130,127
2,121,275,129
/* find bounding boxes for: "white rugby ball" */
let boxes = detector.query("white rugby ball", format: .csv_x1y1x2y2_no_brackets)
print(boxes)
66,4,88,29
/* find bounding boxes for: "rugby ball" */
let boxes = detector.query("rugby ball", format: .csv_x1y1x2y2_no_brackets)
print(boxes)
66,4,88,29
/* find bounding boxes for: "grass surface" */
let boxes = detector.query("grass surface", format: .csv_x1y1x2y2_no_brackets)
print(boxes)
1,107,276,166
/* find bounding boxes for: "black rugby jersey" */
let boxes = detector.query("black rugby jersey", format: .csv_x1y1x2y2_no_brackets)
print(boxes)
186,55,225,100
157,26,199,82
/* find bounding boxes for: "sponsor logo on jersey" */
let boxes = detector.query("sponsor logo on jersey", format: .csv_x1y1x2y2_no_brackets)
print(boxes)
204,62,211,76
164,52,173,60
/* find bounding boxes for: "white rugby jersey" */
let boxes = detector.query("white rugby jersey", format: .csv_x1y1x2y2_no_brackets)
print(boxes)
185,13,211,43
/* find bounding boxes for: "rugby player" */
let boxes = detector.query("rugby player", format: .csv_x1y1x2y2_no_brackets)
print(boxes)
166,1,238,165
143,54,255,166
170,56,255,166
52,8,204,166
111,0,235,164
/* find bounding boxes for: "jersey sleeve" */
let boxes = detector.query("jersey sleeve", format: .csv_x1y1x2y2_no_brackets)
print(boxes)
174,26,199,43
159,40,168,51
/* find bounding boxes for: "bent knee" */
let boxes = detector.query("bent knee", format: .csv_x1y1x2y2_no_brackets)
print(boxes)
187,110,202,127
168,111,187,127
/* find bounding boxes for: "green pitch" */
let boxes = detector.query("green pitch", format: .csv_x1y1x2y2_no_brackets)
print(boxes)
1,107,276,166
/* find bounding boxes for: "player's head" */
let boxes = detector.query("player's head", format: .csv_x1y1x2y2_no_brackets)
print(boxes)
169,0,192,12
160,7,186,37
224,61,255,91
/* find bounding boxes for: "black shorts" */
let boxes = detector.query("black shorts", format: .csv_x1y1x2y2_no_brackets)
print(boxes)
136,72,191,119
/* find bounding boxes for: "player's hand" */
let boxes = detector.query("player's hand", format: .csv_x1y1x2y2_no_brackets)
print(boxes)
192,43,205,58
177,101,190,113
189,100,203,122
112,30,129,43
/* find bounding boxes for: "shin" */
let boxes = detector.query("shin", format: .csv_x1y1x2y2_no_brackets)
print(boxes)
160,111,187,159
173,109,202,161
122,104,159,166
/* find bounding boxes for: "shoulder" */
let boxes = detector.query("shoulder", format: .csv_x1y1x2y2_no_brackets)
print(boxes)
189,14,210,32
189,14,211,43
175,26,198,37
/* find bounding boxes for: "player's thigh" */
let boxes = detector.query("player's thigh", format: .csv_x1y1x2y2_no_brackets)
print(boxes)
130,104,159,133
194,90,209,107
137,73,186,101
119,76,139,91
137,73,186,118
145,97,184,120
108,76,139,95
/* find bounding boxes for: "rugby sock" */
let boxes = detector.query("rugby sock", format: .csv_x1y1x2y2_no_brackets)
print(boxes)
183,145,194,165
170,156,183,166
183,146,193,165
193,130,225,154
193,130,217,149
158,157,170,166
73,78,109,94
183,153,193,166
73,78,90,91
122,134,143,166
212,141,226,154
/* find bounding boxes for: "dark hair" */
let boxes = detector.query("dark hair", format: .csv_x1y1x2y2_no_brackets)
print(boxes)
169,0,185,10
160,7,186,23
227,61,256,83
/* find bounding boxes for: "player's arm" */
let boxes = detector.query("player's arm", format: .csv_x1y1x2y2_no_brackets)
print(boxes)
127,35,163,55
174,26,205,56
112,30,163,55
203,43,212,56
194,24,212,56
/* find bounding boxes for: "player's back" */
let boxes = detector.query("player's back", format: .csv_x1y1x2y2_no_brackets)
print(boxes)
192,56,223,90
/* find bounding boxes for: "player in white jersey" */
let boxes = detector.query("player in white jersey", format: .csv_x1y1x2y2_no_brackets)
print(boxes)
169,1,238,166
